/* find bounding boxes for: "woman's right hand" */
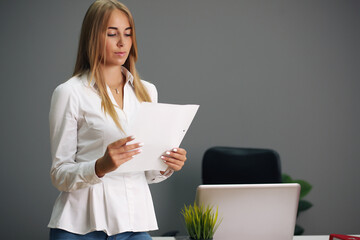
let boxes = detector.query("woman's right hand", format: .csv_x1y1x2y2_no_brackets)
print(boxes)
95,136,143,178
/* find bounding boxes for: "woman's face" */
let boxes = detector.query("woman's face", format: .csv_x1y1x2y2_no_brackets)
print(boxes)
102,9,133,66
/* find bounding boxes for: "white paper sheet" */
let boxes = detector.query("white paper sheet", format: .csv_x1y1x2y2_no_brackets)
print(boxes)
117,102,199,172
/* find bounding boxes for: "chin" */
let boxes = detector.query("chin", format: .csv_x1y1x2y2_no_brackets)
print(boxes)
107,61,126,66
116,59,127,66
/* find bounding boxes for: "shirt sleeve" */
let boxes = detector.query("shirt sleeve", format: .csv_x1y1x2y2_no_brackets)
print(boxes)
49,83,102,192
142,80,175,183
145,168,174,184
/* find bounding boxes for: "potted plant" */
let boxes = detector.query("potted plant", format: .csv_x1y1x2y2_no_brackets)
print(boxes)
181,202,222,240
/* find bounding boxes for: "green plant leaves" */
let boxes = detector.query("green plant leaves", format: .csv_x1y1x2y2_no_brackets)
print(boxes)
181,202,222,240
297,180,312,199
298,200,313,212
282,173,313,235
281,174,313,199
281,174,293,183
295,224,305,235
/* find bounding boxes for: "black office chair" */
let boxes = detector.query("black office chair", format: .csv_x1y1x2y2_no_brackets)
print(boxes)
202,146,282,184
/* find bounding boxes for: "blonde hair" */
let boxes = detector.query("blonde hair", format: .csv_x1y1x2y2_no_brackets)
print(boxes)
73,0,151,131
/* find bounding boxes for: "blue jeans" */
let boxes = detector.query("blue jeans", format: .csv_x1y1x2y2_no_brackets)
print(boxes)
49,228,152,240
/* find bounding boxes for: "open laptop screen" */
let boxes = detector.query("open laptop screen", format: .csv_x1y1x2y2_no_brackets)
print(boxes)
196,184,300,240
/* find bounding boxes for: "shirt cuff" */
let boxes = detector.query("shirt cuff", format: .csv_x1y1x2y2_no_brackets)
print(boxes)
162,168,174,177
82,160,103,185
146,169,174,184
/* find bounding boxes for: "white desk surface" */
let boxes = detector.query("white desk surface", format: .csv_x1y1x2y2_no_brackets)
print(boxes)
153,236,360,240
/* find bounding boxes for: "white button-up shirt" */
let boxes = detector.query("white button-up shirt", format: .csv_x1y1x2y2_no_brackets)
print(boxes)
48,67,172,235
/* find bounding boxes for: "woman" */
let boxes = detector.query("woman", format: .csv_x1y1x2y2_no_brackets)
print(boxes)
48,0,187,239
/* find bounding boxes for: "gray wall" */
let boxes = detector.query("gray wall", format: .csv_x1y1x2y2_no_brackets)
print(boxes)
0,0,359,239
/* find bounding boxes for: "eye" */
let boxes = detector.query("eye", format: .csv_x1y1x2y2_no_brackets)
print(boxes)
107,32,117,37
125,33,132,37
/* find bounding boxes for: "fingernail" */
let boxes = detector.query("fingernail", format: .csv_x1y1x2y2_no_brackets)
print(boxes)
173,148,177,152
161,156,165,159
137,149,142,153
139,142,144,147
130,135,136,139
166,151,171,155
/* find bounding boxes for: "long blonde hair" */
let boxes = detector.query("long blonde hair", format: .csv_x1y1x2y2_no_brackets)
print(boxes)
73,0,151,130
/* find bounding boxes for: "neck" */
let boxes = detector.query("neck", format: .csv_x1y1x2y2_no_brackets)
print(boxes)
100,64,124,89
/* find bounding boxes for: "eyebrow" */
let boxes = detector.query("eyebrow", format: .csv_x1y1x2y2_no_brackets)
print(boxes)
108,27,132,30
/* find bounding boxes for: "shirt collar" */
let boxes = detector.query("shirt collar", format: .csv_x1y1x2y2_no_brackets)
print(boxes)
87,72,96,88
121,66,134,87
86,66,134,89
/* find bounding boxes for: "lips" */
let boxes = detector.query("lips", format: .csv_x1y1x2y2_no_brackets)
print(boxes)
115,51,126,57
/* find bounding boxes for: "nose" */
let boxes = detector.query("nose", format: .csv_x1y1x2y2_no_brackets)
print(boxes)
117,38,125,47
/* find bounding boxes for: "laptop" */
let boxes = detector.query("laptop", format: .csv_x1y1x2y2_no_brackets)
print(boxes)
195,184,300,240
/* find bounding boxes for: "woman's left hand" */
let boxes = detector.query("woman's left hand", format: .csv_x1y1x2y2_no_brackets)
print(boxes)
161,148,187,172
